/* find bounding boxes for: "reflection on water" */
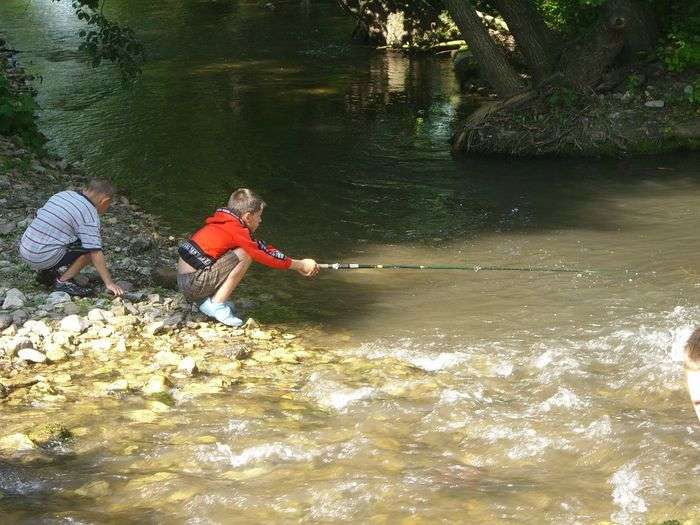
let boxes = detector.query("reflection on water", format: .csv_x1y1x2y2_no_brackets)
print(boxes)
2,0,700,522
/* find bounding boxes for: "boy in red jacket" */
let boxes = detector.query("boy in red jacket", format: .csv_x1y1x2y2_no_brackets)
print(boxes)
177,188,319,326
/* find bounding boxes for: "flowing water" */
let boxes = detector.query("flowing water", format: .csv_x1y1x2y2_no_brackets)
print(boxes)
2,1,700,523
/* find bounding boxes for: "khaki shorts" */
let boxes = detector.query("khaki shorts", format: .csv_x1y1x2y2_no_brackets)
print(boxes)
177,250,240,302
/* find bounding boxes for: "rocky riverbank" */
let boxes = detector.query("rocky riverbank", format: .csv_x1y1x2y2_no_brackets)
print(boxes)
452,61,700,157
0,46,327,457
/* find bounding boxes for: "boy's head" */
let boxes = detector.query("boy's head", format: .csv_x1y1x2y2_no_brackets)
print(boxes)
84,179,116,215
228,188,265,233
685,327,700,372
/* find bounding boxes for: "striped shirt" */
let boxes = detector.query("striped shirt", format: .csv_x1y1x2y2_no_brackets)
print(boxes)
19,190,102,270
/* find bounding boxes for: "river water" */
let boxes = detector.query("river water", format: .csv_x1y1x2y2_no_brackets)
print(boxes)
2,1,700,523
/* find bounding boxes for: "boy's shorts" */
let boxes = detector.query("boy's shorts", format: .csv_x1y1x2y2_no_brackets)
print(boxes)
38,241,93,276
177,250,240,302
52,241,93,270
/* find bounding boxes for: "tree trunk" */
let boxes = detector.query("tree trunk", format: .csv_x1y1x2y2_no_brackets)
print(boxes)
560,0,627,91
493,0,556,82
618,0,659,58
444,0,524,97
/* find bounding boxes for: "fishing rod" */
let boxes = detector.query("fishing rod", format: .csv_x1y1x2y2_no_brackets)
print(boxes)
319,263,598,274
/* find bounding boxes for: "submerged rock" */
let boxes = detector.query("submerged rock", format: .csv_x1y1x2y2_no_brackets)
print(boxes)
74,480,110,498
0,433,37,453
27,423,73,447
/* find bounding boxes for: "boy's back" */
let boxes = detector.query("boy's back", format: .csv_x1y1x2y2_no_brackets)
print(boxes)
20,189,102,270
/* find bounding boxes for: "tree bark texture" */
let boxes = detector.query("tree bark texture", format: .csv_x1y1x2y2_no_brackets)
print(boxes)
444,0,524,97
617,0,659,58
560,0,630,91
492,0,556,82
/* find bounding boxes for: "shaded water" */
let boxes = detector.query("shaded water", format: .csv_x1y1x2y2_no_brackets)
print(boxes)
2,1,700,522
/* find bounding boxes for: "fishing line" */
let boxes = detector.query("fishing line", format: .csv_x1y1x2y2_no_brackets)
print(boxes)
318,263,600,274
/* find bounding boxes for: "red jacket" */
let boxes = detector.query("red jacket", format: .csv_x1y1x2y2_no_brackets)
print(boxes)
190,208,291,270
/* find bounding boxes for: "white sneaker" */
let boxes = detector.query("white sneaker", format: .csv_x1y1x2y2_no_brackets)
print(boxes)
199,298,243,327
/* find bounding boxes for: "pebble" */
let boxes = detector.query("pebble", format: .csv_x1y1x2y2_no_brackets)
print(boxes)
0,314,12,330
18,348,47,363
644,99,665,108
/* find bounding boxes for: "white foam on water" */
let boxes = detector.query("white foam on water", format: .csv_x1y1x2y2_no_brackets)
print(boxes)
538,387,586,413
226,419,251,434
0,468,44,495
355,337,470,372
198,442,316,468
572,415,613,439
322,386,374,411
439,387,484,404
492,361,514,377
609,463,648,524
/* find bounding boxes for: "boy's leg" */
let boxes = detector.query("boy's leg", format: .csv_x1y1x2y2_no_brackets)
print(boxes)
212,248,252,304
58,253,92,282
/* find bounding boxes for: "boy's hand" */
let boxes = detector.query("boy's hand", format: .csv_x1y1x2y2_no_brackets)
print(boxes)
295,259,319,278
106,281,124,297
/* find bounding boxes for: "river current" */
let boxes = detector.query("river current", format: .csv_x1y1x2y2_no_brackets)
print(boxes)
1,1,700,523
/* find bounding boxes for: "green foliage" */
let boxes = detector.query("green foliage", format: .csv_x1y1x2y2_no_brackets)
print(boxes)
52,0,144,81
625,74,643,94
537,0,601,35
0,74,44,148
660,33,700,72
655,0,700,72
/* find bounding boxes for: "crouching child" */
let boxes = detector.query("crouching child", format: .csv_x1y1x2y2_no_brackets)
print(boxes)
684,327,700,423
18,179,124,297
177,188,319,326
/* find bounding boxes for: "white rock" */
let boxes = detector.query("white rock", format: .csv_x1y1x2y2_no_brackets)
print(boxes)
22,319,51,339
1,336,33,357
18,348,47,363
178,356,198,375
88,338,113,353
45,345,68,362
59,315,89,333
87,308,108,323
115,338,127,352
143,321,165,337
142,375,172,395
45,291,71,308
644,99,665,108
0,433,37,452
105,379,129,392
154,350,181,367
2,289,26,310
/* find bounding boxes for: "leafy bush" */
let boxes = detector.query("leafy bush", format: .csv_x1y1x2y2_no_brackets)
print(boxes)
0,74,44,148
661,33,700,72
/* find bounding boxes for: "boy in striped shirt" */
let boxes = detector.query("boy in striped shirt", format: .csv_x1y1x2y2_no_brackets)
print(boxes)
19,179,124,297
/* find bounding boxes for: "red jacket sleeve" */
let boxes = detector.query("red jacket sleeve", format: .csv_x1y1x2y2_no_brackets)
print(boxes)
226,223,292,270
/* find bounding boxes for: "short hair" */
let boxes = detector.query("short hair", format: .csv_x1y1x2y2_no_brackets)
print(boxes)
685,327,700,371
227,188,265,216
86,179,116,198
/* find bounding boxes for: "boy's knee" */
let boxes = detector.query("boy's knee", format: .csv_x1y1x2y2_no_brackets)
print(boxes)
234,248,252,265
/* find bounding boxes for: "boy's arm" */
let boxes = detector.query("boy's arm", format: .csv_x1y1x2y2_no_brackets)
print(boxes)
90,250,124,296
